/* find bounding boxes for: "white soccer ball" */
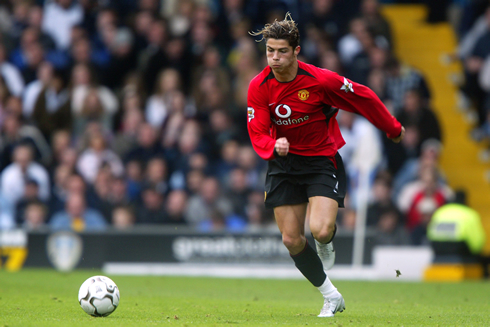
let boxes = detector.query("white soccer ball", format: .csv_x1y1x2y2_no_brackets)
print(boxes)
78,275,120,317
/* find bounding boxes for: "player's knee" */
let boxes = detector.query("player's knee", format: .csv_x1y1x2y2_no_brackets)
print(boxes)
282,235,304,252
311,222,336,243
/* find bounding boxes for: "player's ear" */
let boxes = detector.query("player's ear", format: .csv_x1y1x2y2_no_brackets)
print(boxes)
294,46,301,56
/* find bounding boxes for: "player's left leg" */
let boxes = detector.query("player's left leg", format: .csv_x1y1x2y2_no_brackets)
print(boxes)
309,196,338,242
309,196,338,270
308,196,345,317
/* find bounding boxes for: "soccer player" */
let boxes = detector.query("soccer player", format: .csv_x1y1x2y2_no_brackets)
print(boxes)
247,13,405,317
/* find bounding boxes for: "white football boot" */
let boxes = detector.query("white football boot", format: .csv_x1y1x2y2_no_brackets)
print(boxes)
318,290,345,318
315,239,335,270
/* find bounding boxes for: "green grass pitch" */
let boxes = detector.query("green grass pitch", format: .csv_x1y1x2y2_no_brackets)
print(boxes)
1,269,489,326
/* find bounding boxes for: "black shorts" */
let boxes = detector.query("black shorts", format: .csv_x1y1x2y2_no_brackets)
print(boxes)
264,152,346,209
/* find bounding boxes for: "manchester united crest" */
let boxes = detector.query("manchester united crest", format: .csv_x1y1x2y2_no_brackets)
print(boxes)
298,89,309,101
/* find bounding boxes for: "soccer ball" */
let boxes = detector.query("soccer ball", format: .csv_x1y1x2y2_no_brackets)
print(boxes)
78,276,120,317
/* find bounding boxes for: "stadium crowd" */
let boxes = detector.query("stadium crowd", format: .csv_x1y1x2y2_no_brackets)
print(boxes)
0,0,483,246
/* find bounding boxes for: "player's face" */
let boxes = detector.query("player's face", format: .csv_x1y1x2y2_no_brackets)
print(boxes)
266,39,300,75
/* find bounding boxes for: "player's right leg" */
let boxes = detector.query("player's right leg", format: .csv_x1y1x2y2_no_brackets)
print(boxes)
274,204,344,317
274,204,330,287
273,203,308,255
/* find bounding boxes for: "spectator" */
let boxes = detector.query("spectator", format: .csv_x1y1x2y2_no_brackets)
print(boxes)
192,46,231,114
11,29,46,84
214,139,239,184
49,192,107,231
307,0,343,46
375,206,410,246
87,169,114,223
185,176,233,227
49,129,71,170
48,164,73,215
22,61,53,119
366,67,387,102
139,18,169,94
384,56,431,115
125,123,163,164
0,114,51,170
397,166,454,236
22,200,48,230
0,43,25,97
132,10,154,54
145,68,181,128
112,205,135,230
125,159,143,201
338,17,368,66
108,176,130,210
165,190,188,225
166,120,205,189
428,191,486,256
318,50,344,75
236,145,262,190
0,192,14,230
337,110,383,206
396,89,442,149
31,69,71,141
366,172,399,227
42,0,83,51
392,138,443,200
245,200,272,232
112,108,143,159
0,143,50,207
383,124,420,177
226,168,251,220
15,178,43,226
76,132,124,184
206,109,239,160
26,5,56,51
161,91,190,149
135,184,167,224
70,63,118,137
346,28,377,86
144,157,168,195
185,169,205,196
359,0,392,47
463,6,490,128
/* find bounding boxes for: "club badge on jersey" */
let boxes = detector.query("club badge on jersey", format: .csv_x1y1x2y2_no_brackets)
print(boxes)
298,89,309,101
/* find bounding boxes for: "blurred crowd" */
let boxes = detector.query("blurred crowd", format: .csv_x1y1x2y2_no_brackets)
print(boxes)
0,0,480,246
448,1,490,146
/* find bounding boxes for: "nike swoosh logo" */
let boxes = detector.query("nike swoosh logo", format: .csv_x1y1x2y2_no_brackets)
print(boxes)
268,103,275,106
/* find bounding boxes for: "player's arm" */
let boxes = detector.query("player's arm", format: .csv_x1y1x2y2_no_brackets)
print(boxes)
247,80,279,160
322,71,403,141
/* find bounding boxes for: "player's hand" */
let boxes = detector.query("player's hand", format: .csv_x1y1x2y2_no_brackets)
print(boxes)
275,137,289,156
390,126,405,143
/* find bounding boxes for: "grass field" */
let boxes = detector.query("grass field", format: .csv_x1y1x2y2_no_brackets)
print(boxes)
1,269,489,326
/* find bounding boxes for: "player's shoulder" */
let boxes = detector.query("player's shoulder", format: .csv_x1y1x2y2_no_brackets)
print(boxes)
249,66,273,89
298,61,339,79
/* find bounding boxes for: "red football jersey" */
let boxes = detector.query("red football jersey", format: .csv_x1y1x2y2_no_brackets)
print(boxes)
247,61,402,160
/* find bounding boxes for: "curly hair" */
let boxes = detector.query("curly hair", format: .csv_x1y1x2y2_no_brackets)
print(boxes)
249,12,300,49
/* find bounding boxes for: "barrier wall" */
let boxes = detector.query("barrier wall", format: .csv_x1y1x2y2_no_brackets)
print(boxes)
0,228,377,271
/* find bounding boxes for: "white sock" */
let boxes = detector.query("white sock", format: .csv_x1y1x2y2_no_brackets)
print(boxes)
317,276,337,298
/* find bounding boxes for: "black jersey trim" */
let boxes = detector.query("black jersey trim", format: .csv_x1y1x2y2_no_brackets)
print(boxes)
260,70,275,86
298,67,315,78
260,66,316,86
322,105,338,123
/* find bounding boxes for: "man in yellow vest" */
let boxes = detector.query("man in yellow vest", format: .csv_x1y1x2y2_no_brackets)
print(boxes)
427,191,486,263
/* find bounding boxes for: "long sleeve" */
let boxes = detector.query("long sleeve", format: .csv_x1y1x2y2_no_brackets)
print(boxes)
322,72,402,139
247,78,276,160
